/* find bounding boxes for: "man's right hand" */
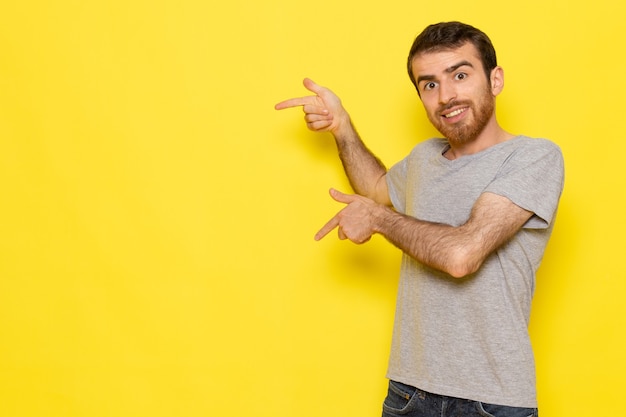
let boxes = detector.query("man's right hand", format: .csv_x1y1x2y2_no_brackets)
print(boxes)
274,78,350,136
276,78,390,206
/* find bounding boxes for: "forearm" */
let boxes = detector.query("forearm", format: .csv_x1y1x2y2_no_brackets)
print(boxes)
374,207,483,278
275,79,389,202
333,120,388,203
372,192,532,278
318,191,531,279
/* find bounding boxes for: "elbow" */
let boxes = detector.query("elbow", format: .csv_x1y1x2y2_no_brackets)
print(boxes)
447,265,479,279
445,248,483,279
359,174,391,206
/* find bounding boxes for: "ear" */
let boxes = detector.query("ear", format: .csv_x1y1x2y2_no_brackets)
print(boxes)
490,66,505,96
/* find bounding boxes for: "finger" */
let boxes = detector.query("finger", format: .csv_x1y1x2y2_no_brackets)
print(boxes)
306,119,333,131
338,227,347,240
274,96,315,110
303,78,326,95
304,112,332,125
302,103,330,116
328,188,356,204
314,214,341,241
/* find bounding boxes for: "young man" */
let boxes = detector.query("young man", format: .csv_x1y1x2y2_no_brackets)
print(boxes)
275,22,563,417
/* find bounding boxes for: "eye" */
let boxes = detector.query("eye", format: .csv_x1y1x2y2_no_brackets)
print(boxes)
454,72,467,81
423,81,437,91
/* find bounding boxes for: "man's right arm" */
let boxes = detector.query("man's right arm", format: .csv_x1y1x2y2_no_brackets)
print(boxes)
275,78,390,206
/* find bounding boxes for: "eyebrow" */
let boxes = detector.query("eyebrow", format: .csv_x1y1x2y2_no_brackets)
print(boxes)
416,60,475,85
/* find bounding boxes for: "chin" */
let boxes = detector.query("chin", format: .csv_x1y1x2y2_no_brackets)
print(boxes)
439,127,477,145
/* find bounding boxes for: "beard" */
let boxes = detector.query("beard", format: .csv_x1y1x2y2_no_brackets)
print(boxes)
429,86,495,146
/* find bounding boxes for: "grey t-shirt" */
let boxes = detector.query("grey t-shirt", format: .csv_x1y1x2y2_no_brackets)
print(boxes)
385,136,564,407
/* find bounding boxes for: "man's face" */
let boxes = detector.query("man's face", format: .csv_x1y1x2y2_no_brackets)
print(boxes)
410,43,497,146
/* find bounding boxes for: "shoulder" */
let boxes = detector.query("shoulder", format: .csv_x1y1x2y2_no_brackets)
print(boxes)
410,137,448,157
498,136,564,168
511,136,562,154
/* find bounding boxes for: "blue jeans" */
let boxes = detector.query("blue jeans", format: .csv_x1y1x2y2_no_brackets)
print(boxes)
382,380,538,417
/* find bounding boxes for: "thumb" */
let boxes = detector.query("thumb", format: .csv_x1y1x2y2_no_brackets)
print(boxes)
303,78,326,95
328,188,355,203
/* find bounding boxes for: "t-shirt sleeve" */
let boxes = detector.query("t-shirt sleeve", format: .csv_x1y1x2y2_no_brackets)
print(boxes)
484,139,564,229
386,156,409,213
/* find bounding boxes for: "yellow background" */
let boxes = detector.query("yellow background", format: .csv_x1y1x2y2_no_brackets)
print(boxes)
1,1,624,416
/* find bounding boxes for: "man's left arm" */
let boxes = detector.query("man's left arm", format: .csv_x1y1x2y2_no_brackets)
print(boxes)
316,189,533,279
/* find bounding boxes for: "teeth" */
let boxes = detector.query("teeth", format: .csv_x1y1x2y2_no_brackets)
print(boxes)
444,108,465,118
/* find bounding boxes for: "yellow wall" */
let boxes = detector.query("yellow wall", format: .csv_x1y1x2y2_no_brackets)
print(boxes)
1,1,624,416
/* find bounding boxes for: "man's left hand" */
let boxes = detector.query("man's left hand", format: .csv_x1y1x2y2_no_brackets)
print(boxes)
315,189,385,244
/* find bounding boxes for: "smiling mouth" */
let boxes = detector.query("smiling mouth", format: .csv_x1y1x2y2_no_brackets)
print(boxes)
443,108,467,118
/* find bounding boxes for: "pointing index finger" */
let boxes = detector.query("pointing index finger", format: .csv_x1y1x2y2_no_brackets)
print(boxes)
274,96,315,110
314,214,340,241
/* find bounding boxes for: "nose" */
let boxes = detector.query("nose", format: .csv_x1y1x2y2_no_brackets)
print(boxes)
438,80,457,105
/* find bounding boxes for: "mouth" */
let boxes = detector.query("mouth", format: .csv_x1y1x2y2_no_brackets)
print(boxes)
442,107,467,119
